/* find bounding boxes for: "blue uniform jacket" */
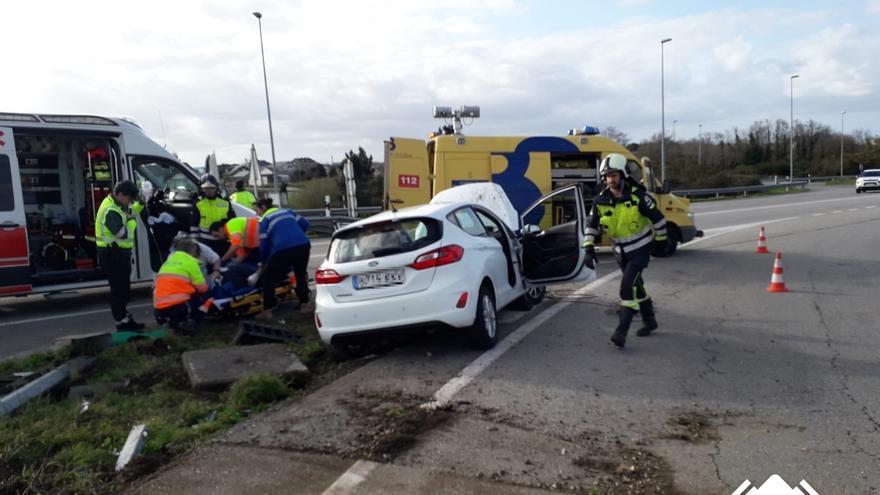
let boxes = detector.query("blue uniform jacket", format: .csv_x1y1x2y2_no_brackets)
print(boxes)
259,209,310,263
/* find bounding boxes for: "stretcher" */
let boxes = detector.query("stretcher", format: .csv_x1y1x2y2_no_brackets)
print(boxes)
201,276,299,318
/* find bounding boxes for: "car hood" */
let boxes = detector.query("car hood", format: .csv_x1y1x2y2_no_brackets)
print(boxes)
430,183,521,233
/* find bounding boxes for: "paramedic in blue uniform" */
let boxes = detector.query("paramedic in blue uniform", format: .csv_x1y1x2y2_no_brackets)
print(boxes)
253,198,311,317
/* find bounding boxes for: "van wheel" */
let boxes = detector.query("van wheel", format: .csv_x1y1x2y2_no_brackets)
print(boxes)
469,285,498,350
511,285,546,311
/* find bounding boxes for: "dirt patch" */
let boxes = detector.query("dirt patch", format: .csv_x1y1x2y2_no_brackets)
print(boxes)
339,389,452,462
575,447,686,495
662,411,720,444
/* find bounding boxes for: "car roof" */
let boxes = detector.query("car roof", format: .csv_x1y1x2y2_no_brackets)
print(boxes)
334,202,463,233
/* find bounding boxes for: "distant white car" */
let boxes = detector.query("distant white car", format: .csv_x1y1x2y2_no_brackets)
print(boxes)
314,183,595,358
856,169,880,193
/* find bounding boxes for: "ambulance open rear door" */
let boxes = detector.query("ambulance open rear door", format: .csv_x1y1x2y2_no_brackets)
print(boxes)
384,137,431,210
0,127,32,295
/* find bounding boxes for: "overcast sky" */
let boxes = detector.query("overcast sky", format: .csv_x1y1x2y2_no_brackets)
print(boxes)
3,0,877,166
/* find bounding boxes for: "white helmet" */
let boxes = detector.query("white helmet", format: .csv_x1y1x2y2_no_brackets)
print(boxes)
599,153,628,179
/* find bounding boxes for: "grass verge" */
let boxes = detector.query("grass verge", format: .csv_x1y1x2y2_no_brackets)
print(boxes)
0,304,351,495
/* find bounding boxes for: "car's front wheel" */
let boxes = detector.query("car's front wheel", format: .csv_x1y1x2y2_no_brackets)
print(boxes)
469,285,498,350
856,188,862,194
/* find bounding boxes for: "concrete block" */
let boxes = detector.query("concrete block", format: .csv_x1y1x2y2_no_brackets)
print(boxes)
0,356,96,416
182,344,309,390
116,424,149,472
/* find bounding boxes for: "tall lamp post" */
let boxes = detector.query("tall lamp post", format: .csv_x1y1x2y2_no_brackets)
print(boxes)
698,123,702,167
789,74,799,184
672,120,678,141
660,38,672,185
253,11,279,197
840,111,846,177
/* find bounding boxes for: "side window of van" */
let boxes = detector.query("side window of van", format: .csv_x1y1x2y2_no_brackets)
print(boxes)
131,157,198,200
626,160,644,185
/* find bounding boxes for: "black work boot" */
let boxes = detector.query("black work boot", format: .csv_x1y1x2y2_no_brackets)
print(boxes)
610,307,637,348
636,300,658,337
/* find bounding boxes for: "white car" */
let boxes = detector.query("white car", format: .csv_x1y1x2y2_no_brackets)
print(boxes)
856,169,880,193
314,183,596,358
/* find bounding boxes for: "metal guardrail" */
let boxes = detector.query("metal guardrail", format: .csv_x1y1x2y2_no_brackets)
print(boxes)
672,181,809,199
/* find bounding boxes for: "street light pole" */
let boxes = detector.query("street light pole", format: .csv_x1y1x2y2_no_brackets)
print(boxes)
253,11,279,198
840,111,846,177
698,123,702,167
672,120,678,141
789,74,799,184
660,38,672,185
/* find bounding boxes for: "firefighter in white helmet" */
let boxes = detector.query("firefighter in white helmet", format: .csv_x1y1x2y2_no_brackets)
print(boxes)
583,153,669,348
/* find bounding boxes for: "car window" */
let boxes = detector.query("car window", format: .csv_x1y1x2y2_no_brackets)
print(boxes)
474,209,504,239
626,160,644,185
447,207,486,237
329,217,441,263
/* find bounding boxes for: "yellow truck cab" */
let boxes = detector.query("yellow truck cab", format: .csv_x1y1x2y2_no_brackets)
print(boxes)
383,109,701,255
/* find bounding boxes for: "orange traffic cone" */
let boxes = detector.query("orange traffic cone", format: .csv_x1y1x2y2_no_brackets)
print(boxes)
755,226,769,253
766,251,789,292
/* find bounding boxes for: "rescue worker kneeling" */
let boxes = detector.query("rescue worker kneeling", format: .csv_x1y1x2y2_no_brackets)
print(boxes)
583,153,669,349
153,237,210,333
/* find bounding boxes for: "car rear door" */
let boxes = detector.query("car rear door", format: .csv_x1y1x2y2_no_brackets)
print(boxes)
0,127,32,295
520,185,595,285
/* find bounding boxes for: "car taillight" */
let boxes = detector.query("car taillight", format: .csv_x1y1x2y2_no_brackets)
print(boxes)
315,313,322,328
315,268,347,285
411,245,464,270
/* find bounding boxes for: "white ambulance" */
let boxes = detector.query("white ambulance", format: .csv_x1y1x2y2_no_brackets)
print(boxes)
0,112,247,297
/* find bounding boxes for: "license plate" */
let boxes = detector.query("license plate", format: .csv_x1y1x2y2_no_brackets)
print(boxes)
353,269,405,289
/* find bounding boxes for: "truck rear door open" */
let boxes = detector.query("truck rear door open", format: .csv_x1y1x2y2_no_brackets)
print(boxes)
0,127,32,295
384,137,431,209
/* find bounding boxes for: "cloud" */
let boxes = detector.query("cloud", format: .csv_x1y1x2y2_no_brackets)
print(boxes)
1,1,876,166
868,0,880,14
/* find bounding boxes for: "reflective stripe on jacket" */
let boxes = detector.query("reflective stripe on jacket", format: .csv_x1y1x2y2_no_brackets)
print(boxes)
585,183,667,254
95,196,135,249
153,250,209,309
192,197,231,241
225,217,260,249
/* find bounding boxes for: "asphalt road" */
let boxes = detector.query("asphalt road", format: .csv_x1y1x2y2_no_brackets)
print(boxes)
0,238,332,360
131,184,880,494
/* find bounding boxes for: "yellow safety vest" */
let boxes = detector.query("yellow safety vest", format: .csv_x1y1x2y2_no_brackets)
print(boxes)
194,197,230,239
95,196,137,249
230,191,256,210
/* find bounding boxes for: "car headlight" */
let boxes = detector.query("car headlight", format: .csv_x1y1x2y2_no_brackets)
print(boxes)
687,212,695,220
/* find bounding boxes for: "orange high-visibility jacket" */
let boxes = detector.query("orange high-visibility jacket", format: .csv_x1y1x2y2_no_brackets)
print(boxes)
225,217,260,258
153,250,209,309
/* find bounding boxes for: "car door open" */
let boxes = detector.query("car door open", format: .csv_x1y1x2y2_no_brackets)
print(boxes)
520,185,595,285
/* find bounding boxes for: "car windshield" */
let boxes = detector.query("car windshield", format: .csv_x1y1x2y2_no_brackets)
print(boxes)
862,170,880,177
328,218,442,263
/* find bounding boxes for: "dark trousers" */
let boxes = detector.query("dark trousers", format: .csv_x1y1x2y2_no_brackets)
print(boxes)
263,244,310,310
616,246,651,307
97,247,132,322
155,296,204,327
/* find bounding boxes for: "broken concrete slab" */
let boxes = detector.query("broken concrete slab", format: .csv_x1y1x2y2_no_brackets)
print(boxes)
57,332,113,356
0,356,96,416
181,344,309,390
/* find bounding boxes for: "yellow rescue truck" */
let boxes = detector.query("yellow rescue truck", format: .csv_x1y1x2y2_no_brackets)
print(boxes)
383,106,701,255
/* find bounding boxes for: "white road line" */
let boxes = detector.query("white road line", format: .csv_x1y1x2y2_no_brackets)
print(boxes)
321,460,380,495
421,271,620,410
812,213,825,217
868,205,877,209
832,210,843,214
420,215,801,411
696,196,880,216
847,208,858,211
0,303,153,327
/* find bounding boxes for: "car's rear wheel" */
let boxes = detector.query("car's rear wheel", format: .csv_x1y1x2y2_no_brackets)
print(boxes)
663,225,681,256
511,285,546,311
469,285,498,350
329,342,354,361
